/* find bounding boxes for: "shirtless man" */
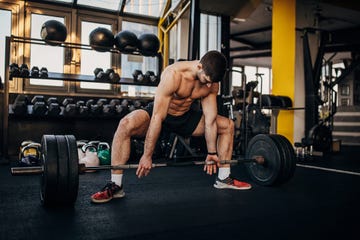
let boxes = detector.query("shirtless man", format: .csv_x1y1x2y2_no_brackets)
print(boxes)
91,50,251,203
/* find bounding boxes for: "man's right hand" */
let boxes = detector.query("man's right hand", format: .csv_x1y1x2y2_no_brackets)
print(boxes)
204,154,219,175
136,155,153,178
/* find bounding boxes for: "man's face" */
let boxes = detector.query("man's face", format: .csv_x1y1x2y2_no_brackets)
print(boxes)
198,70,213,88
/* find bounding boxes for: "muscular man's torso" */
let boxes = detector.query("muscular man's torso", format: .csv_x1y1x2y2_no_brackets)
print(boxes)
164,61,218,116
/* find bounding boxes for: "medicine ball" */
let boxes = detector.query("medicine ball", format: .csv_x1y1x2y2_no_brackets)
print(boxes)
40,20,67,46
138,33,160,56
114,30,139,54
89,27,114,52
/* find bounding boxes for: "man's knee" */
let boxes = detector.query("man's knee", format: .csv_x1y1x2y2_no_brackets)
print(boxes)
116,117,133,137
227,119,235,134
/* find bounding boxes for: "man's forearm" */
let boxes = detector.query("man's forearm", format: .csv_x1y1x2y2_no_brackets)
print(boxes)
205,121,217,153
143,116,162,157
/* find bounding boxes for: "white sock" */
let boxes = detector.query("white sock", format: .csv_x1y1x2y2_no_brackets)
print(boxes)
111,174,123,187
218,167,230,180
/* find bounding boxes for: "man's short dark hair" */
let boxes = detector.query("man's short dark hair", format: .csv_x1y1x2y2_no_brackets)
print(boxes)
199,50,227,83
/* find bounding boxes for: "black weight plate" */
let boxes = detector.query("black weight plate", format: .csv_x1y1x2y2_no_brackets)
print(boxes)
55,135,69,205
245,134,282,186
65,135,79,205
40,135,58,206
276,134,296,182
268,134,287,183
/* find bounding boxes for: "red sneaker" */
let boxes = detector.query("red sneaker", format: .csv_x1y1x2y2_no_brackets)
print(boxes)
91,182,125,203
214,176,252,190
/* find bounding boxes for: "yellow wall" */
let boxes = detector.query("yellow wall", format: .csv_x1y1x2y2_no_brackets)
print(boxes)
272,0,296,142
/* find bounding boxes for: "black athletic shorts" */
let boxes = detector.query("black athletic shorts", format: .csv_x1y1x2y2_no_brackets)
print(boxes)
144,102,203,137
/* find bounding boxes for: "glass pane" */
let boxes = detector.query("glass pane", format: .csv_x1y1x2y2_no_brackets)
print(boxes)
80,21,111,90
199,13,221,58
121,21,158,97
30,14,64,87
231,67,243,87
124,0,167,17
77,0,121,11
257,67,270,94
0,9,11,84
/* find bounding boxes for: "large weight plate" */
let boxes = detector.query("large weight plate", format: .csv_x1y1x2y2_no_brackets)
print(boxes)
268,134,296,184
55,135,69,205
275,134,296,182
65,135,79,205
245,134,281,186
40,135,78,206
40,135,58,206
268,135,288,183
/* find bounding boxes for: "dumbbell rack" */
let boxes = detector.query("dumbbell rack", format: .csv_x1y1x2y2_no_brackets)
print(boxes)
1,35,163,160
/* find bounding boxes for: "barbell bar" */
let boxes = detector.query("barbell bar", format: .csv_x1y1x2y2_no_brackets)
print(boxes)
10,134,296,207
11,156,265,176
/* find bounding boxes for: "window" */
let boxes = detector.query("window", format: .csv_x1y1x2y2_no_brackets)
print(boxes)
200,13,221,57
77,0,121,11
0,9,11,84
30,14,65,87
123,0,167,17
231,65,272,94
80,21,112,90
121,21,158,97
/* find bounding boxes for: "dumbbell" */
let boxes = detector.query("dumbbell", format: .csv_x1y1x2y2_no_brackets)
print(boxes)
103,104,116,116
19,64,30,77
86,99,95,108
77,100,89,117
109,99,120,107
31,66,40,77
47,97,58,105
62,98,77,116
9,63,20,78
90,104,102,116
114,99,130,118
48,102,61,116
106,69,120,83
12,95,29,116
97,98,108,107
46,96,60,116
144,71,158,84
132,69,147,83
94,68,109,81
129,100,143,112
40,67,48,78
31,95,47,116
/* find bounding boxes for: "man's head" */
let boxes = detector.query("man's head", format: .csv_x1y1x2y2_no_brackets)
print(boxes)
199,50,227,83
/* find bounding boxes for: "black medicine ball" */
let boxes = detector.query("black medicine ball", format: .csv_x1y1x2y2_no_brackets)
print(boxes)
114,30,139,54
138,33,160,57
40,20,68,46
89,27,114,52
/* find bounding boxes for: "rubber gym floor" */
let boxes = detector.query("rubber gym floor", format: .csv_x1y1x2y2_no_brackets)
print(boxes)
0,146,359,240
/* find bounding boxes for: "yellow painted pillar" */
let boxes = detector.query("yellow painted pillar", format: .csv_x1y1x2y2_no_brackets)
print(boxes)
272,0,296,143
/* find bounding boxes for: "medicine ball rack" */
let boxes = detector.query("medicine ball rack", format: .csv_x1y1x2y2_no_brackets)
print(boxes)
1,35,163,159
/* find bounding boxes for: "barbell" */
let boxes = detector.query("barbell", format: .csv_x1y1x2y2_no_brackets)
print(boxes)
11,133,296,207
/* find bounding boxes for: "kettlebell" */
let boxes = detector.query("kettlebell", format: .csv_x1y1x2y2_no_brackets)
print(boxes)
77,140,88,160
97,142,111,165
79,144,99,172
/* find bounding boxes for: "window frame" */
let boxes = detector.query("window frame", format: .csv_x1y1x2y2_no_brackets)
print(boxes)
74,10,119,95
23,3,72,93
1,1,23,93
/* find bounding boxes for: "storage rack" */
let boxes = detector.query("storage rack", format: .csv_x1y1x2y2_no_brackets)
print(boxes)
1,35,163,159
